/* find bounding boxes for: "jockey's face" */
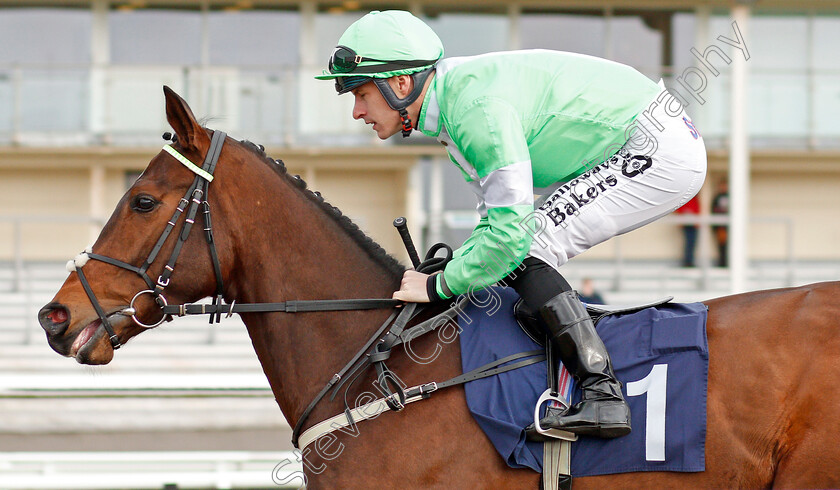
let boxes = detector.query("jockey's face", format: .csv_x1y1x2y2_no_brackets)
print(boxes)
351,78,404,140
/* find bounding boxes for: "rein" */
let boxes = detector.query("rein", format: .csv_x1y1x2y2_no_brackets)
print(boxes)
70,131,399,349
70,134,542,455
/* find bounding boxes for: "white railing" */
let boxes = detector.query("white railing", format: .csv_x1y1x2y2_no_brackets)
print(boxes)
0,62,376,148
0,451,303,489
0,215,103,292
0,215,257,348
0,372,271,397
430,211,840,301
2,63,840,149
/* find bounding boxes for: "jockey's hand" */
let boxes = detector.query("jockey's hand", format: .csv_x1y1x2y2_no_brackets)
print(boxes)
392,270,431,303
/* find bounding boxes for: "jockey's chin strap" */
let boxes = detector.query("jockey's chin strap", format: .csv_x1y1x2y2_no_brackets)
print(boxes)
372,66,435,137
69,130,228,349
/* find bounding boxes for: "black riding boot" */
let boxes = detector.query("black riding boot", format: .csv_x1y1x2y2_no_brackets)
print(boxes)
536,291,631,439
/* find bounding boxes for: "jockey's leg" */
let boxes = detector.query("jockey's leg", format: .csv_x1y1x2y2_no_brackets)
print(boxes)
538,290,631,438
515,83,706,439
505,258,629,439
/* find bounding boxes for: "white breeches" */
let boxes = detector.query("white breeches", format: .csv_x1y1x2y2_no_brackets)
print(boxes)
527,84,708,270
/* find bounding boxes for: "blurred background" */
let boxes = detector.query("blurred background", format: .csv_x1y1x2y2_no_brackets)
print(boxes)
1,0,839,488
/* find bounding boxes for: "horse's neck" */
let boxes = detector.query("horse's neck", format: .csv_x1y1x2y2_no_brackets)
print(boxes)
229,178,401,426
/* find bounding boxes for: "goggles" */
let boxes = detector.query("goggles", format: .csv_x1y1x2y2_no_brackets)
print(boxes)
328,45,438,75
335,75,371,95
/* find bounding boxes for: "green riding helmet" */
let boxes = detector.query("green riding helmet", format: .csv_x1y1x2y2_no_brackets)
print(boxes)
315,10,444,136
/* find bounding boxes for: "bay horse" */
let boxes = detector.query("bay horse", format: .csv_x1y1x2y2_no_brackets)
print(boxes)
39,87,840,488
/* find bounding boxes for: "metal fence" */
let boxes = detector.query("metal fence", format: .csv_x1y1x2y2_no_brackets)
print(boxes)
0,451,303,489
2,63,840,149
0,63,372,148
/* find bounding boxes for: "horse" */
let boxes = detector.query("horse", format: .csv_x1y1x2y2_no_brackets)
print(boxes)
38,87,840,489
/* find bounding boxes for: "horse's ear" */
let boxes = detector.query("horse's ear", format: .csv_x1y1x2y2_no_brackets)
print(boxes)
163,85,210,152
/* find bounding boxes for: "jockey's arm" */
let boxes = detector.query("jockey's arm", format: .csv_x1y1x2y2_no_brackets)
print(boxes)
394,98,536,302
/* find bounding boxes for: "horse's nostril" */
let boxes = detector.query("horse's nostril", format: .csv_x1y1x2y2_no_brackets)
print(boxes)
38,303,70,336
47,308,68,324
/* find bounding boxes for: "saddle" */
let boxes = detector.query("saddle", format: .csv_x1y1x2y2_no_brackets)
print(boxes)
513,296,675,346
513,295,674,490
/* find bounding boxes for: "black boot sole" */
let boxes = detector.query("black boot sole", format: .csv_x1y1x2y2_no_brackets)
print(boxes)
557,422,631,439
524,421,631,441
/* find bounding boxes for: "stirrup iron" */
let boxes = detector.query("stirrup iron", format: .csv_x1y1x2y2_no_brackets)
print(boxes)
533,388,578,442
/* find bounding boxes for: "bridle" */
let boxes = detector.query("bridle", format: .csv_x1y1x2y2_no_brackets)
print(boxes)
67,131,545,452
72,130,229,349
68,127,411,445
71,130,399,350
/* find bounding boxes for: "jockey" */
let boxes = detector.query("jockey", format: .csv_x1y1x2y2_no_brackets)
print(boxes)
317,10,707,439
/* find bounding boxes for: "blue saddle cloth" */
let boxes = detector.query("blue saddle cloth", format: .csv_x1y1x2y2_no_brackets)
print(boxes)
457,287,708,477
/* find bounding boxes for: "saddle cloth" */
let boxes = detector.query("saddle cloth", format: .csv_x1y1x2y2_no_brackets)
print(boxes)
457,287,708,477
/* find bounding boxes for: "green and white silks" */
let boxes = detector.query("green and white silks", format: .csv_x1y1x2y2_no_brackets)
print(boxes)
416,50,670,298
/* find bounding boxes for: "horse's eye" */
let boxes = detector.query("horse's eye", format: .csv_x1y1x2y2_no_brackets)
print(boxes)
130,195,158,213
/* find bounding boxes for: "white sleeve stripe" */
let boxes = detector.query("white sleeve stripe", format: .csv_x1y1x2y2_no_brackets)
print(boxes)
480,160,534,209
466,180,489,218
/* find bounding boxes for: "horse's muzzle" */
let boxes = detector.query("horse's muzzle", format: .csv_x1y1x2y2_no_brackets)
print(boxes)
38,302,70,337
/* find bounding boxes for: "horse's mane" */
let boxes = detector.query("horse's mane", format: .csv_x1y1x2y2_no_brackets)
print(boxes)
238,139,407,279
